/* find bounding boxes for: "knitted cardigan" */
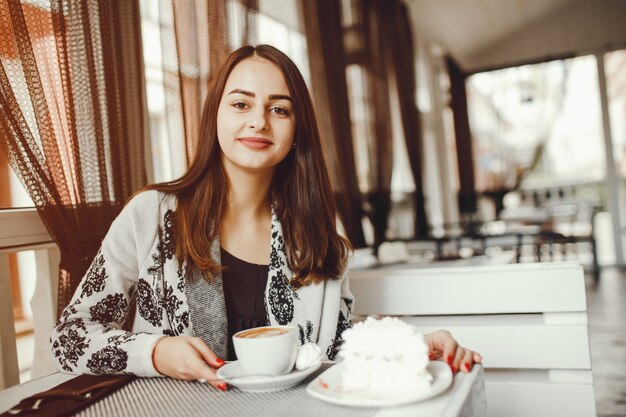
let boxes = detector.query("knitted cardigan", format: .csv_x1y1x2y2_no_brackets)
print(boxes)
50,190,353,377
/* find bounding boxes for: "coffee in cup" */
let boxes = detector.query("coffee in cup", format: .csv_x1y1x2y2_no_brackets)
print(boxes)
233,325,298,376
236,327,292,339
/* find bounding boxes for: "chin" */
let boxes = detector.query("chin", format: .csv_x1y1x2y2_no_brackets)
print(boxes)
231,152,290,169
232,159,278,172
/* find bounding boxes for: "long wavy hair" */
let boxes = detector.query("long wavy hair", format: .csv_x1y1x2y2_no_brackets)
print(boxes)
143,44,351,288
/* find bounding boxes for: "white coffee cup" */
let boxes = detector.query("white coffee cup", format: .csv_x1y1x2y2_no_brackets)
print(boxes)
233,325,298,376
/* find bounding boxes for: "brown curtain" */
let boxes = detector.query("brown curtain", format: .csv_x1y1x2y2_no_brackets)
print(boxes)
300,0,366,248
384,0,428,237
344,0,394,251
308,0,427,248
157,0,258,168
447,57,477,217
0,0,148,317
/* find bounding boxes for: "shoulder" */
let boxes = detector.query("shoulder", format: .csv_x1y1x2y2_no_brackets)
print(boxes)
107,190,177,241
125,190,176,214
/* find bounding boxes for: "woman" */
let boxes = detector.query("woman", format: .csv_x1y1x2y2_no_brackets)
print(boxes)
51,45,481,392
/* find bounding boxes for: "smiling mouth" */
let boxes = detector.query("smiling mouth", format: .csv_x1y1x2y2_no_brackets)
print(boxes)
237,137,273,149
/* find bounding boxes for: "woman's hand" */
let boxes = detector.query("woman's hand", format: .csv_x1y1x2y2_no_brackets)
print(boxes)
424,330,482,375
153,336,227,391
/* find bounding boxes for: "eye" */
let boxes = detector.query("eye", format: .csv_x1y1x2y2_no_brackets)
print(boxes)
232,101,249,110
270,106,290,116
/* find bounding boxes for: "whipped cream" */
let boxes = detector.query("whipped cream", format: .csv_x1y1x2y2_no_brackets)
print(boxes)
295,343,322,370
339,316,432,395
340,316,430,361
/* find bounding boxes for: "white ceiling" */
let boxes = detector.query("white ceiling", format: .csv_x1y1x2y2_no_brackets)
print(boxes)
257,0,626,73
260,0,300,32
406,0,626,72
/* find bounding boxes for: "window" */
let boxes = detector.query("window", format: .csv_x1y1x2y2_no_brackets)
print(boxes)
467,56,604,191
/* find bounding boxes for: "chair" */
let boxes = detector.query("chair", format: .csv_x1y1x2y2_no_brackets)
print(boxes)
349,261,596,417
0,208,59,390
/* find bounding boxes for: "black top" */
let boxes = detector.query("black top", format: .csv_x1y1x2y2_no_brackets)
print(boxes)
221,248,270,360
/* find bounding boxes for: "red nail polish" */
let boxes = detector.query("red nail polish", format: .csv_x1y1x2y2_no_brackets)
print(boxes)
464,363,471,371
217,383,227,391
447,355,453,365
215,357,225,366
451,365,456,374
428,352,435,360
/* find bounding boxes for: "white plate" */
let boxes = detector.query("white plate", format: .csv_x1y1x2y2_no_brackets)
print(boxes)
216,360,322,392
306,361,452,407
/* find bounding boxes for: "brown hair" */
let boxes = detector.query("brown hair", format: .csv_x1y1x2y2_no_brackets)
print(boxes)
143,44,350,288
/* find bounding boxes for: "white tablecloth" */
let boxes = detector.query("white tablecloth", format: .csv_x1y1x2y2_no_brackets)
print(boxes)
0,363,486,417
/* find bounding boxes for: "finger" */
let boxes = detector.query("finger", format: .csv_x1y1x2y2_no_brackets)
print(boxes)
473,352,483,363
441,338,459,368
187,337,225,368
428,346,442,360
197,362,228,392
451,347,465,374
460,349,473,373
185,354,227,391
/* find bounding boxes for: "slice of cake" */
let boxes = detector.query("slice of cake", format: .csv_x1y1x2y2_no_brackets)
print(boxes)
339,316,433,396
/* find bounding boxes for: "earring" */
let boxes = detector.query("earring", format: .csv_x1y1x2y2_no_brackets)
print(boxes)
292,142,297,150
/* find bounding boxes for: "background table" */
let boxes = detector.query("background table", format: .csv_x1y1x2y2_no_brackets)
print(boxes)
0,363,486,417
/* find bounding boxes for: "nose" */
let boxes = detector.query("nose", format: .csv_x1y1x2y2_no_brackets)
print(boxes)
249,107,269,131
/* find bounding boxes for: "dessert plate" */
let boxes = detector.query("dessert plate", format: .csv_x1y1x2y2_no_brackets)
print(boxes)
306,361,453,407
217,360,321,393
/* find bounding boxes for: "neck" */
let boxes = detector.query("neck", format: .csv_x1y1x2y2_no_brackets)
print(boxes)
223,164,274,220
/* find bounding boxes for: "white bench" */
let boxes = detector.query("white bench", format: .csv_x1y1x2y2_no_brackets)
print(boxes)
349,261,596,417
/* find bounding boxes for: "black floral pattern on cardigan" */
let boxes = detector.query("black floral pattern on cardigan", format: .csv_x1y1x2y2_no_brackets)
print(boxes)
86,331,141,374
51,302,90,373
79,251,107,298
136,278,161,327
86,346,128,374
141,209,187,334
268,228,295,325
89,293,129,323
269,231,286,270
268,269,295,325
141,209,177,327
164,280,187,334
298,320,314,344
325,297,353,360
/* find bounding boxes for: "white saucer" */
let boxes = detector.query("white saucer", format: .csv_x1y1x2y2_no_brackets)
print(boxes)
217,360,322,392
306,361,453,407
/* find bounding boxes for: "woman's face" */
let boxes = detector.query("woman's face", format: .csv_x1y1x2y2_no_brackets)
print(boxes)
217,56,296,175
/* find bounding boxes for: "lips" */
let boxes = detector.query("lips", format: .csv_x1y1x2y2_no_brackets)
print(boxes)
237,137,273,149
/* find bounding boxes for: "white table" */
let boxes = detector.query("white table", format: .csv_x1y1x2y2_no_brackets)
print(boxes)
0,364,486,417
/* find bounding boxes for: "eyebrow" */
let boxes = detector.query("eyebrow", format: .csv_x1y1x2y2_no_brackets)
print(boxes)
227,89,292,102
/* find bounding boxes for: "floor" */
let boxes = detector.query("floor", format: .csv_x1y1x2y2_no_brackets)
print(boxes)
586,267,626,417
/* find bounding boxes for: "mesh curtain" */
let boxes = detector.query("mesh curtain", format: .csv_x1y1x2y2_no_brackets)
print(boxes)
0,0,148,317
156,0,258,169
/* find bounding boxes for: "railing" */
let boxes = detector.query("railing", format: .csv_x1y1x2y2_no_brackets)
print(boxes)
0,208,59,390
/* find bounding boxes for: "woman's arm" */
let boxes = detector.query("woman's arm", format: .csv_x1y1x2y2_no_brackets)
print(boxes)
50,191,165,377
